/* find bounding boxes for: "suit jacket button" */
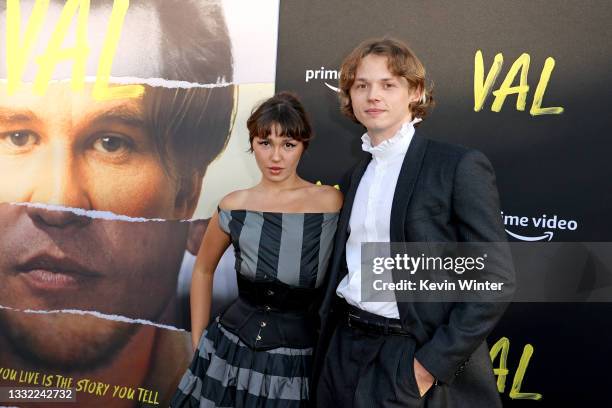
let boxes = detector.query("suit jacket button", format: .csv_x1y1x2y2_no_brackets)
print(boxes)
264,305,271,312
256,335,262,341
260,321,267,327
266,289,274,296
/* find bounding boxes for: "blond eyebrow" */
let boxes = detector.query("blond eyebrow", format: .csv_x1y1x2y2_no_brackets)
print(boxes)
0,107,39,123
0,106,146,129
87,105,146,128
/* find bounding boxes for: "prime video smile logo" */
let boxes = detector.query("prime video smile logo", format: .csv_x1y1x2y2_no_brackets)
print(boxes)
305,67,340,92
501,211,579,241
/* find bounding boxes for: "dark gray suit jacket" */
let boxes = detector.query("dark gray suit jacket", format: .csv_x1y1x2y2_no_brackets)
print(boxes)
314,133,514,405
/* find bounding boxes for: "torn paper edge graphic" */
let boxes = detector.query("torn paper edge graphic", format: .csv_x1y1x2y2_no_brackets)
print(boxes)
8,202,169,222
0,304,185,332
0,76,233,89
8,202,220,223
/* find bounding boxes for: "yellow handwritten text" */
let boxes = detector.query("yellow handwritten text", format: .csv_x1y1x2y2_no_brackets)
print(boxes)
315,180,340,190
112,385,135,400
0,367,159,403
17,370,39,385
490,336,543,400
474,50,563,116
5,0,144,100
75,378,111,396
0,367,18,381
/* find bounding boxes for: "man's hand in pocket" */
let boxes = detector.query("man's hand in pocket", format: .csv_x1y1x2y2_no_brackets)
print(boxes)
414,358,435,397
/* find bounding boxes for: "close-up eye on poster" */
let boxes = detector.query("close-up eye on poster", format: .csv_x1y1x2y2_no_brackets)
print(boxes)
0,1,610,407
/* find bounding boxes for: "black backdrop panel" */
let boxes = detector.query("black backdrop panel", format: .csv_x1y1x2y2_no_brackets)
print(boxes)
277,0,612,406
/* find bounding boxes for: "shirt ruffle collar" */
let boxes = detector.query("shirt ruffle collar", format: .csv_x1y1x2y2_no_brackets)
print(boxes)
361,117,421,160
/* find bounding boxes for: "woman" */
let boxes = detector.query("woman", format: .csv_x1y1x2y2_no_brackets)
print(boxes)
171,92,342,407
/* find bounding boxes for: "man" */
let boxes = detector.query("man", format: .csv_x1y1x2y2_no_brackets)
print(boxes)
0,1,234,406
315,38,514,407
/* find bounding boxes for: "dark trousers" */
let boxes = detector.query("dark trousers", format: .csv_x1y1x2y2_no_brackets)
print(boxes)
317,321,428,408
316,322,502,408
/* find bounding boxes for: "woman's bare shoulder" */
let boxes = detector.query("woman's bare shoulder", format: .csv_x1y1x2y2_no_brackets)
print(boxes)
305,184,343,212
218,189,253,211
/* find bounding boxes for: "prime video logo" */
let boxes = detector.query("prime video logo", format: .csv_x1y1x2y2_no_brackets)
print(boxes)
305,67,340,92
501,211,579,241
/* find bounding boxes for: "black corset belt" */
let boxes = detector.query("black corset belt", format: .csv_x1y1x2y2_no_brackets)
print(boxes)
219,274,320,350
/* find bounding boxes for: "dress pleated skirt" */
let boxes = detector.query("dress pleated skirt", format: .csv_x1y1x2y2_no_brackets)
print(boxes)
171,317,312,408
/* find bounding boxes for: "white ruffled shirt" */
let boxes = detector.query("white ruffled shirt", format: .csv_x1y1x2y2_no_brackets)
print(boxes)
336,118,421,318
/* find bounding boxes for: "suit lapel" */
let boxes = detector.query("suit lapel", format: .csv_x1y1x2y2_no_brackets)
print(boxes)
390,134,429,332
390,134,428,242
331,156,370,285
337,157,370,239
319,156,371,313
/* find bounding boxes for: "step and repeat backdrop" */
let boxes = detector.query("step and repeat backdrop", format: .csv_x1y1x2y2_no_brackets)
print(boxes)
0,0,611,406
276,0,611,406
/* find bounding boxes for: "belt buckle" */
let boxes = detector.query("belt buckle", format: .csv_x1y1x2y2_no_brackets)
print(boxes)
347,312,359,329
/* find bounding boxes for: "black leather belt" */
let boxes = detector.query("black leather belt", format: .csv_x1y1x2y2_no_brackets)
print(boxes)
341,300,413,337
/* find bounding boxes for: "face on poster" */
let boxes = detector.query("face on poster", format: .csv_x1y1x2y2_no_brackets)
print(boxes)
0,0,277,405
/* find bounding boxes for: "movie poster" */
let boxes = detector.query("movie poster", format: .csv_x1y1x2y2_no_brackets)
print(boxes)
0,0,278,406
